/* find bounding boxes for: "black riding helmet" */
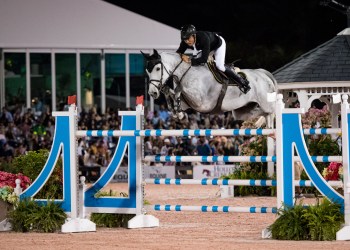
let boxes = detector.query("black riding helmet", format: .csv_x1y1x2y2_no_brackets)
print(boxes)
181,24,196,40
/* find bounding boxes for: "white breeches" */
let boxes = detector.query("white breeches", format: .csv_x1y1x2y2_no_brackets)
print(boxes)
214,36,226,72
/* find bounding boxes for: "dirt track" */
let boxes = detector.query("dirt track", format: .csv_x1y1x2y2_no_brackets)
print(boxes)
1,183,350,249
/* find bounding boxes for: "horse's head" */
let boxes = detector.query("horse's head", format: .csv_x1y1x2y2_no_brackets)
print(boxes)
141,49,170,99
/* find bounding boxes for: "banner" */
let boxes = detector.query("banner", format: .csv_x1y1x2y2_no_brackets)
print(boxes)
193,164,238,179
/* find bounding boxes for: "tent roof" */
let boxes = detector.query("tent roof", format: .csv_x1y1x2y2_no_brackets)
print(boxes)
0,0,179,50
273,28,350,84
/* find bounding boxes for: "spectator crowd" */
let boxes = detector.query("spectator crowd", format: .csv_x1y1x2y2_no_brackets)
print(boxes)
0,103,246,170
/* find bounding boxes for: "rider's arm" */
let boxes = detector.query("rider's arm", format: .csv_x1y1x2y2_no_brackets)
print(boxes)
176,41,188,55
176,41,191,63
191,32,210,66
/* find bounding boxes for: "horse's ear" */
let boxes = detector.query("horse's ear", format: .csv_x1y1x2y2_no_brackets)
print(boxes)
153,49,160,59
140,51,150,60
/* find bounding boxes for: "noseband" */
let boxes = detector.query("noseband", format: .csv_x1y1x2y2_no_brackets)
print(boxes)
148,59,184,92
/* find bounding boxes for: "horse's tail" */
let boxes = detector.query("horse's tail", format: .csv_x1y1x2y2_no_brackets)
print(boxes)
257,68,277,92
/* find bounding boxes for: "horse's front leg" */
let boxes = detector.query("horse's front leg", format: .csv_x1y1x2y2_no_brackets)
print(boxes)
164,93,178,119
163,86,186,120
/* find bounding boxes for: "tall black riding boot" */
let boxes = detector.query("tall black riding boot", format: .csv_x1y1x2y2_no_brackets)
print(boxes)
224,67,251,94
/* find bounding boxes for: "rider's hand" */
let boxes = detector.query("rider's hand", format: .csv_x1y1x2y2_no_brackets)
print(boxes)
181,55,191,64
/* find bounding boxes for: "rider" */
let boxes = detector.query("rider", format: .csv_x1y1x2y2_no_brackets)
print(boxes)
176,24,250,94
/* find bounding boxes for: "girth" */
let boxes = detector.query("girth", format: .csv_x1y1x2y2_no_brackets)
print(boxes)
206,61,234,114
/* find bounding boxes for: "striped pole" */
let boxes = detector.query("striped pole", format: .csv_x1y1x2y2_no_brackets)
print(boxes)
76,128,341,138
147,204,277,213
144,155,342,163
145,178,343,188
144,155,276,163
76,128,275,137
303,128,341,135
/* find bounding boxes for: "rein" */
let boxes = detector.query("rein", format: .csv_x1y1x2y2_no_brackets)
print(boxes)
149,59,191,92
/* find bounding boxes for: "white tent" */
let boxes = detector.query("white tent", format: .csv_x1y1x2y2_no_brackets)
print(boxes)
0,0,180,111
0,0,179,49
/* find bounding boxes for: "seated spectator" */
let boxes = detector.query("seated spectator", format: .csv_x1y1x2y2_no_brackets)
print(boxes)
159,104,170,125
96,139,110,167
83,148,101,167
144,137,153,156
0,107,14,125
160,138,172,156
195,136,212,165
1,142,14,162
77,139,86,166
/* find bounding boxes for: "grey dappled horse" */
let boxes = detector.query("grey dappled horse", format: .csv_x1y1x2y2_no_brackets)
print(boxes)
143,49,277,127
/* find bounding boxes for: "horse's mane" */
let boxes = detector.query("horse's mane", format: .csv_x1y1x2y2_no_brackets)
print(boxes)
159,51,182,64
160,51,178,57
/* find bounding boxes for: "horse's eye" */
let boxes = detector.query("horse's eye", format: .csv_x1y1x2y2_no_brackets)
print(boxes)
156,67,160,71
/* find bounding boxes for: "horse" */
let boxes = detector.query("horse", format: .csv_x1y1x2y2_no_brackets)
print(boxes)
142,49,277,128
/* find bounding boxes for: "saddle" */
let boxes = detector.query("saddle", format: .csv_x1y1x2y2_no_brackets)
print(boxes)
203,58,249,114
207,60,248,86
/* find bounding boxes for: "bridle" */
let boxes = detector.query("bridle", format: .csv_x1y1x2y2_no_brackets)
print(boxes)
148,57,191,93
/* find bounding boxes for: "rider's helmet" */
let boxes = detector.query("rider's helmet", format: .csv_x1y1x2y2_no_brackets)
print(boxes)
180,24,196,41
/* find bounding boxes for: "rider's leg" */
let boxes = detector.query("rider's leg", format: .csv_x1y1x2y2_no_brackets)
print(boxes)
213,36,226,72
214,37,250,94
224,67,251,94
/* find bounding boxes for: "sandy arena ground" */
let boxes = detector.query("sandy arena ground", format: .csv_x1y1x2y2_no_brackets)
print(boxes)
1,183,350,249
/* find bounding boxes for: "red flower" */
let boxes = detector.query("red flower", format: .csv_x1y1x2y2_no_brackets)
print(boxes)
323,162,342,181
0,171,31,190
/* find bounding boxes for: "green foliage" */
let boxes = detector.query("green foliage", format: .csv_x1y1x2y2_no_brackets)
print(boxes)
303,199,343,241
90,213,135,228
269,203,309,240
307,135,341,172
308,135,340,156
90,189,135,228
240,136,268,171
7,198,67,233
7,199,37,232
221,166,275,196
268,199,344,241
0,160,15,173
29,200,67,233
11,149,63,199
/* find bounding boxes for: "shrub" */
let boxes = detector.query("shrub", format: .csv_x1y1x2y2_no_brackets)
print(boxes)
7,198,67,233
29,200,67,233
11,149,63,199
90,190,135,228
303,199,343,241
269,203,309,240
268,198,344,241
221,166,275,196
